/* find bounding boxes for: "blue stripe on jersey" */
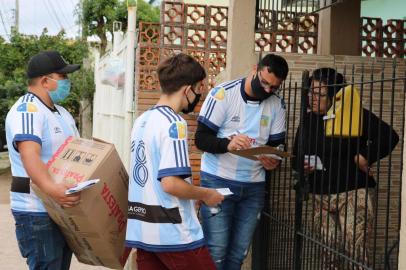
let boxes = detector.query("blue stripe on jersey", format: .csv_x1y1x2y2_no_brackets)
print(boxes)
14,134,42,146
22,93,30,102
204,98,213,119
173,141,179,167
30,113,34,134
224,80,242,90
197,116,220,132
218,79,242,89
25,113,31,134
161,107,176,121
181,140,188,166
126,238,205,252
156,107,172,122
156,106,182,122
269,131,286,141
24,113,27,134
21,113,25,134
206,99,217,120
163,107,181,121
205,98,217,120
157,167,192,180
177,140,184,167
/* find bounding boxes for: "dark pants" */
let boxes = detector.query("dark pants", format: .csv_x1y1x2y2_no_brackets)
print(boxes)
200,176,265,270
13,212,72,270
136,246,216,270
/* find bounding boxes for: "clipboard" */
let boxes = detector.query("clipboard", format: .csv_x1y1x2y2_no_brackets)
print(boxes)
230,146,293,161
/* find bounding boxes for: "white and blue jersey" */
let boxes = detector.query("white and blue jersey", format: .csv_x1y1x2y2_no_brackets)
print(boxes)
198,78,286,183
126,105,204,252
6,92,79,214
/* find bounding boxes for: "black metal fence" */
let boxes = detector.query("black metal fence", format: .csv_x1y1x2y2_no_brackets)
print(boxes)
252,63,406,270
255,0,342,29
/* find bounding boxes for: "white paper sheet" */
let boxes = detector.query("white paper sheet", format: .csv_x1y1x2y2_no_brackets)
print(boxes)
65,179,100,195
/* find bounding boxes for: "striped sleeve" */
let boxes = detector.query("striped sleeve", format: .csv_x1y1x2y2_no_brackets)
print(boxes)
197,85,228,132
157,118,191,181
6,102,44,151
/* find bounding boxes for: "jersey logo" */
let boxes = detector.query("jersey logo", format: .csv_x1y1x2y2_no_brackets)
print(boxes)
169,121,186,139
133,140,148,187
231,115,240,122
211,87,225,100
261,115,270,127
17,102,38,112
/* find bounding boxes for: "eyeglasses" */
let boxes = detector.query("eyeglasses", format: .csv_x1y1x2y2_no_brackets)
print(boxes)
308,90,328,99
257,71,280,92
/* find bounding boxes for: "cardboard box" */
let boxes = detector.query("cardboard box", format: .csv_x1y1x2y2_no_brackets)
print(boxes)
32,137,130,269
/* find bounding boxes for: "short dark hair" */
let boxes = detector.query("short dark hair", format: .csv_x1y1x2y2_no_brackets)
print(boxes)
157,53,206,94
310,68,345,98
257,54,289,80
28,77,39,86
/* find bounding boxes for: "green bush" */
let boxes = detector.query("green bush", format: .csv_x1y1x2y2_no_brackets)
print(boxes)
0,30,94,134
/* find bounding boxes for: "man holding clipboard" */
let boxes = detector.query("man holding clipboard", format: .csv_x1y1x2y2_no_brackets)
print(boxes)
195,54,289,270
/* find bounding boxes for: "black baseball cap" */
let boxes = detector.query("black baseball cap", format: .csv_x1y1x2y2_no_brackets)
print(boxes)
27,50,80,79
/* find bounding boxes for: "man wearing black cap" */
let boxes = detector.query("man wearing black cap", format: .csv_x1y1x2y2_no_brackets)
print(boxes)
5,51,81,269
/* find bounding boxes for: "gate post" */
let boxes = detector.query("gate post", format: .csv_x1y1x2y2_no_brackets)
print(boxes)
292,70,310,270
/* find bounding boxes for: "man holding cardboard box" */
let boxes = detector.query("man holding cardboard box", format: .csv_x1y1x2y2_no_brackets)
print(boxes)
126,53,224,270
195,54,289,270
5,51,81,270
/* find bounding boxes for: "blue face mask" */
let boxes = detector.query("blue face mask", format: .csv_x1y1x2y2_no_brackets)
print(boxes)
47,78,71,103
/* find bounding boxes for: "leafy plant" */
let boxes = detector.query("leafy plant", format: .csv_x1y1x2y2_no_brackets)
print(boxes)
0,30,93,135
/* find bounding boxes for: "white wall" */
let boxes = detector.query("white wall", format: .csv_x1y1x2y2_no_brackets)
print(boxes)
92,32,133,170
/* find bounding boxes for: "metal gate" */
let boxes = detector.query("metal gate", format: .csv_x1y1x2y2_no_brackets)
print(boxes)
252,62,406,270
